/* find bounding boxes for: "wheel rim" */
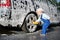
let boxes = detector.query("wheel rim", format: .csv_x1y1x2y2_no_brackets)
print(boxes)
26,14,37,32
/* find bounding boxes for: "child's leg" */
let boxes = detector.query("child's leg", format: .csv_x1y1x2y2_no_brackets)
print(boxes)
41,22,50,34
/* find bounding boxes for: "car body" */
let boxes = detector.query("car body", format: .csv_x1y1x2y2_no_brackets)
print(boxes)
0,0,59,32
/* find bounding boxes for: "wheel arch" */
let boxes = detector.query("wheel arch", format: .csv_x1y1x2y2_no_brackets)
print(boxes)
26,11,38,18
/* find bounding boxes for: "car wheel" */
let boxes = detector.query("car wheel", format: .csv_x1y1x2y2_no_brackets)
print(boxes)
22,12,38,33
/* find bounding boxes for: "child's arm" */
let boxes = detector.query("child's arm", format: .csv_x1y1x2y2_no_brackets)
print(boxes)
32,17,41,25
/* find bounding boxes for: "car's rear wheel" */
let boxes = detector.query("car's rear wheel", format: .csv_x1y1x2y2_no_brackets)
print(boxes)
22,12,38,33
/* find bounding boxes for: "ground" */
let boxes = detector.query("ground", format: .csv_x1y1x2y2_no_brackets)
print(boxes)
0,26,60,40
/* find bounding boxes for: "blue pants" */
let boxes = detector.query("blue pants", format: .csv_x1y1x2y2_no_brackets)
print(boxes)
41,19,50,34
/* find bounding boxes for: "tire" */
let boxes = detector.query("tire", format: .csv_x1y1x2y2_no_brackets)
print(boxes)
22,12,38,33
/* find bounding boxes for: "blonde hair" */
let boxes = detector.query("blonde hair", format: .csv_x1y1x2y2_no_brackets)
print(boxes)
36,8,44,12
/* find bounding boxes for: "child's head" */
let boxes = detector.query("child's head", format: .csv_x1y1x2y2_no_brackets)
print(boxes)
36,8,44,15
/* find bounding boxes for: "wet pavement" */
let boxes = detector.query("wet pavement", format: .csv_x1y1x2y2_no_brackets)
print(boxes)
0,26,60,40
